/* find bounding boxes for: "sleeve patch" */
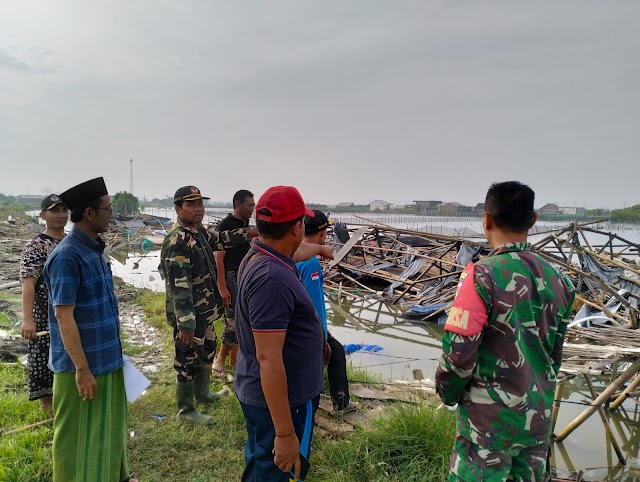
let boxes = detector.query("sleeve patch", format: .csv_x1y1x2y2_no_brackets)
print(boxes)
445,263,488,336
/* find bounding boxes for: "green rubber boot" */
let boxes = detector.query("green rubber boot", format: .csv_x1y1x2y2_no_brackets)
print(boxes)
194,365,229,403
176,381,213,425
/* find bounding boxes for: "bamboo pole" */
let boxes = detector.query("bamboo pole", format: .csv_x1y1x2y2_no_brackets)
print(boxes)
350,243,465,268
554,441,577,474
551,381,564,434
583,374,626,465
0,418,54,436
554,357,640,442
0,281,20,291
608,374,640,411
420,293,456,321
574,295,629,326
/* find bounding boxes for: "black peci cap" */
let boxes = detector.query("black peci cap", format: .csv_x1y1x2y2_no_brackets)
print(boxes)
59,177,108,211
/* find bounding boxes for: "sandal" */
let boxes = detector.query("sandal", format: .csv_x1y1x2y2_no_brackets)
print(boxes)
333,401,359,415
212,367,226,379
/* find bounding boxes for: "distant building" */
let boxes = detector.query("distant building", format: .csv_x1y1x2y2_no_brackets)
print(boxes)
438,202,474,215
335,202,355,208
474,203,485,213
369,200,392,211
414,200,442,209
439,202,463,214
538,203,561,214
560,206,586,216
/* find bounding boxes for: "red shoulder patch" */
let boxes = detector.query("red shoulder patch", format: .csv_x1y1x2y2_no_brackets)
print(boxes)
444,262,488,336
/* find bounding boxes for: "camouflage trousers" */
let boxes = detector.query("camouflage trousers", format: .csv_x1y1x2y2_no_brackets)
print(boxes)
221,270,238,347
449,434,549,482
173,322,217,383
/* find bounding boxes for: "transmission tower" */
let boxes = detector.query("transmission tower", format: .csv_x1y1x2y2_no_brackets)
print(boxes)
129,159,134,194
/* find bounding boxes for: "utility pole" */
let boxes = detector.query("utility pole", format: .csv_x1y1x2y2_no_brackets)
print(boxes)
129,158,134,194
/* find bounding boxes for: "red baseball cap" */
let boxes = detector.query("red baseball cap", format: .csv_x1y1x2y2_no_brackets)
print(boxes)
256,186,314,223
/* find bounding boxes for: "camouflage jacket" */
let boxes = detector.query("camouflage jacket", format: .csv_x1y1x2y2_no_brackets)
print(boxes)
435,243,575,450
158,218,251,334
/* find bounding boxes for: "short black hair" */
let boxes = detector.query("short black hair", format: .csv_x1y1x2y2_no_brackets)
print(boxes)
233,189,254,208
257,215,304,240
70,198,103,223
485,181,535,233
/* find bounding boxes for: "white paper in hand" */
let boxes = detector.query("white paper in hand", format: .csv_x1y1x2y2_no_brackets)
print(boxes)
123,355,150,403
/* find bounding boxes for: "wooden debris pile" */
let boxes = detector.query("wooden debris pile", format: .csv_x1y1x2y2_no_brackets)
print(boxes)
323,221,489,322
532,221,640,329
324,219,640,327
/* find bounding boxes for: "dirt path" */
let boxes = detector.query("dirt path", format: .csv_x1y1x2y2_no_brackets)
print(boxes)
115,283,168,374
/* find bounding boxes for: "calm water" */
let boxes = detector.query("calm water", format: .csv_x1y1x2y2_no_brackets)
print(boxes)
110,215,640,480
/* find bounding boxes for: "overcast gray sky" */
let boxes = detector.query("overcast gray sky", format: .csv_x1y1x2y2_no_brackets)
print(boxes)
1,1,638,209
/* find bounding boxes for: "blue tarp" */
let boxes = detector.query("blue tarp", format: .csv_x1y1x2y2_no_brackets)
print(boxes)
343,344,384,355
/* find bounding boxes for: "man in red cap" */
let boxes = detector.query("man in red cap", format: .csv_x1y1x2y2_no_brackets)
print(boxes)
234,186,330,481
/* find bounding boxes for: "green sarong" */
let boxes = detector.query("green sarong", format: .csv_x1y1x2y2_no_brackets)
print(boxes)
52,368,129,482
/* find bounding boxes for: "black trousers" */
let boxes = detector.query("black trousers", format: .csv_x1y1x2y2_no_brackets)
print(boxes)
327,333,351,411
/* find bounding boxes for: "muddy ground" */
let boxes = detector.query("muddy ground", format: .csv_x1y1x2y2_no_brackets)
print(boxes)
0,220,166,373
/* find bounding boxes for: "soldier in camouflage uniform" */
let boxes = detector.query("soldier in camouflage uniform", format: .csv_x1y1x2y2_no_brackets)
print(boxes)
159,185,256,425
436,181,575,482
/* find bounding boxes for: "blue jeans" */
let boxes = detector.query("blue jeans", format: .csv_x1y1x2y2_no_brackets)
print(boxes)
240,395,319,482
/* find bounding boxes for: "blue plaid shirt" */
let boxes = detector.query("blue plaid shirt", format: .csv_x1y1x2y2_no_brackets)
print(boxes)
45,227,123,375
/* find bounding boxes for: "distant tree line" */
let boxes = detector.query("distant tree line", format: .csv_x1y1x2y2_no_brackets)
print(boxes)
610,205,640,223
112,192,140,216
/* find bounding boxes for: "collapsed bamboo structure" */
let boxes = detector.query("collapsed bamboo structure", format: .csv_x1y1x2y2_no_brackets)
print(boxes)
323,218,640,464
323,219,639,325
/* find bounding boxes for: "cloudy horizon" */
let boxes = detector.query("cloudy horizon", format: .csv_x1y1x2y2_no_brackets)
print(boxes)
1,1,638,209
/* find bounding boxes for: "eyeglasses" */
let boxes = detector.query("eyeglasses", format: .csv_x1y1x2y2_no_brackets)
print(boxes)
94,205,113,213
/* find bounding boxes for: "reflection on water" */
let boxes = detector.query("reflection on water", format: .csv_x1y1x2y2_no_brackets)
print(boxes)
325,293,444,381
110,248,164,291
325,293,640,480
551,377,640,481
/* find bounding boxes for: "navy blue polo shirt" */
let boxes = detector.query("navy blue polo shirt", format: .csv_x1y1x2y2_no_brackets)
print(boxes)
234,241,324,408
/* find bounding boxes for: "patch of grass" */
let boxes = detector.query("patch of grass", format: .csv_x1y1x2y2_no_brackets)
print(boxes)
137,290,171,336
0,366,53,482
0,311,13,329
0,428,53,481
121,339,146,356
127,381,247,481
346,362,384,385
0,203,33,220
313,402,455,482
0,293,22,302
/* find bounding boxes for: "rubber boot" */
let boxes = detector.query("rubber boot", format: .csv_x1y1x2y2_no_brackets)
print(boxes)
176,381,213,425
194,365,229,403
